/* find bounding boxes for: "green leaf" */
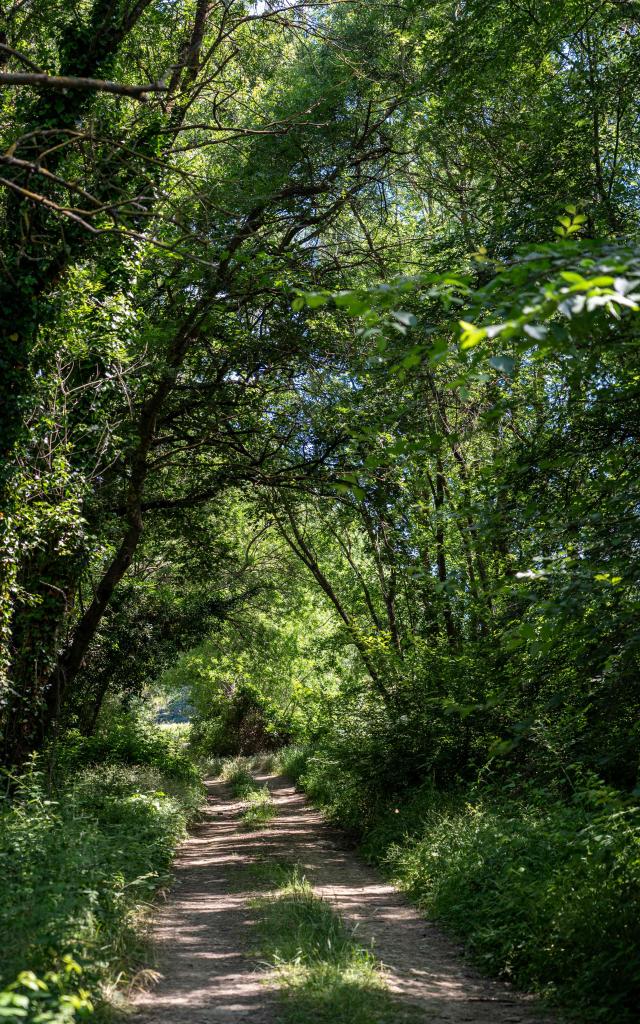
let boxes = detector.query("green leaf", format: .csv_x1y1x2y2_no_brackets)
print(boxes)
306,292,329,309
459,321,486,349
560,271,585,284
401,352,422,369
488,355,515,375
391,310,417,328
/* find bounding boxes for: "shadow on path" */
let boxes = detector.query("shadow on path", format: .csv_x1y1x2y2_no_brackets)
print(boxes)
130,774,552,1024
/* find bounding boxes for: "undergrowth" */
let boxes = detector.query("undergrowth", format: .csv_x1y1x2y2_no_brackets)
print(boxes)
53,716,200,785
277,746,640,1023
0,725,203,1023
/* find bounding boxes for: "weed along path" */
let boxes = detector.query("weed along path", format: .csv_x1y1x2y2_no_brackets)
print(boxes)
131,768,552,1024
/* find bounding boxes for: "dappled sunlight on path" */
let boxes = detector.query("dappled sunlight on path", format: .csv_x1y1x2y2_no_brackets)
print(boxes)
130,773,552,1024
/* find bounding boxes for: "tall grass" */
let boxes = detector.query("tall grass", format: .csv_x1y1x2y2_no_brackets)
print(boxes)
281,746,640,1023
0,737,202,1022
218,757,276,826
220,756,261,798
251,864,419,1024
242,786,276,827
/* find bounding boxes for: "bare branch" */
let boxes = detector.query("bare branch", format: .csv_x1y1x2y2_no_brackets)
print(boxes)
0,43,44,74
0,71,167,101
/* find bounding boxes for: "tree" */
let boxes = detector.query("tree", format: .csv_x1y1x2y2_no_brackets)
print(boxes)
0,0,416,763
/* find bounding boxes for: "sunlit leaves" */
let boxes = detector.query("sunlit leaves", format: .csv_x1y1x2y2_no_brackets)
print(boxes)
291,241,640,386
553,206,588,238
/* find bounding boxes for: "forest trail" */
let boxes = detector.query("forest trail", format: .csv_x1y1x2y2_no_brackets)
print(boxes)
130,773,552,1024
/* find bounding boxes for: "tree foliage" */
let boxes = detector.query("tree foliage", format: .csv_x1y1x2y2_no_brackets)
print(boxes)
1,2,639,1012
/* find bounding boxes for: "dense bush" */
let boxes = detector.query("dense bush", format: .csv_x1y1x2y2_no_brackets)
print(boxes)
54,713,200,784
283,747,640,1023
0,742,202,1022
191,681,293,757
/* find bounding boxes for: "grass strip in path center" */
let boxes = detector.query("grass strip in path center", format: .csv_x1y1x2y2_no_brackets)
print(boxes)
250,862,421,1024
220,757,277,827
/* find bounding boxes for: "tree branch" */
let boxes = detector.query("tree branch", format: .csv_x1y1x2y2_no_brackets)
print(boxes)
0,71,167,100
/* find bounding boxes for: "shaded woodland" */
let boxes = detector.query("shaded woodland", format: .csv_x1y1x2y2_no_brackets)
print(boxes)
0,2,639,1021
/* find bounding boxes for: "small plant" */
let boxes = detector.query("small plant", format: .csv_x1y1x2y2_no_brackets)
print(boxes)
242,786,276,828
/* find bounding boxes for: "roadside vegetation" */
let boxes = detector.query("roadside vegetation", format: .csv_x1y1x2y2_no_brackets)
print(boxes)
0,714,203,1023
276,749,640,1022
2,2,639,1023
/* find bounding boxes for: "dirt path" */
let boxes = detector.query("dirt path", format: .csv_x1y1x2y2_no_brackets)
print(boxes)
130,773,552,1024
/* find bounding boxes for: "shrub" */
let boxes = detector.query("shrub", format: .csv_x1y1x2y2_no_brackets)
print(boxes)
0,754,202,1022
288,746,640,1023
376,784,640,1021
54,713,200,784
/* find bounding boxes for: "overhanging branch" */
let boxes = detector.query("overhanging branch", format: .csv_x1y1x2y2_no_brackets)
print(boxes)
0,71,167,101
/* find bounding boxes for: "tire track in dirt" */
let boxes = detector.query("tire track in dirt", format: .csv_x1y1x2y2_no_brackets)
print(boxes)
130,773,552,1024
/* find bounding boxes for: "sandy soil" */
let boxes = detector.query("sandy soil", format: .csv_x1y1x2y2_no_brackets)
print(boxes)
130,772,553,1024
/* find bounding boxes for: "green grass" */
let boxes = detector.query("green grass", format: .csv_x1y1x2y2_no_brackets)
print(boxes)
248,751,278,773
218,757,277,827
242,785,276,828
236,857,297,890
0,753,203,1023
220,756,262,798
282,746,640,1023
251,864,419,1024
